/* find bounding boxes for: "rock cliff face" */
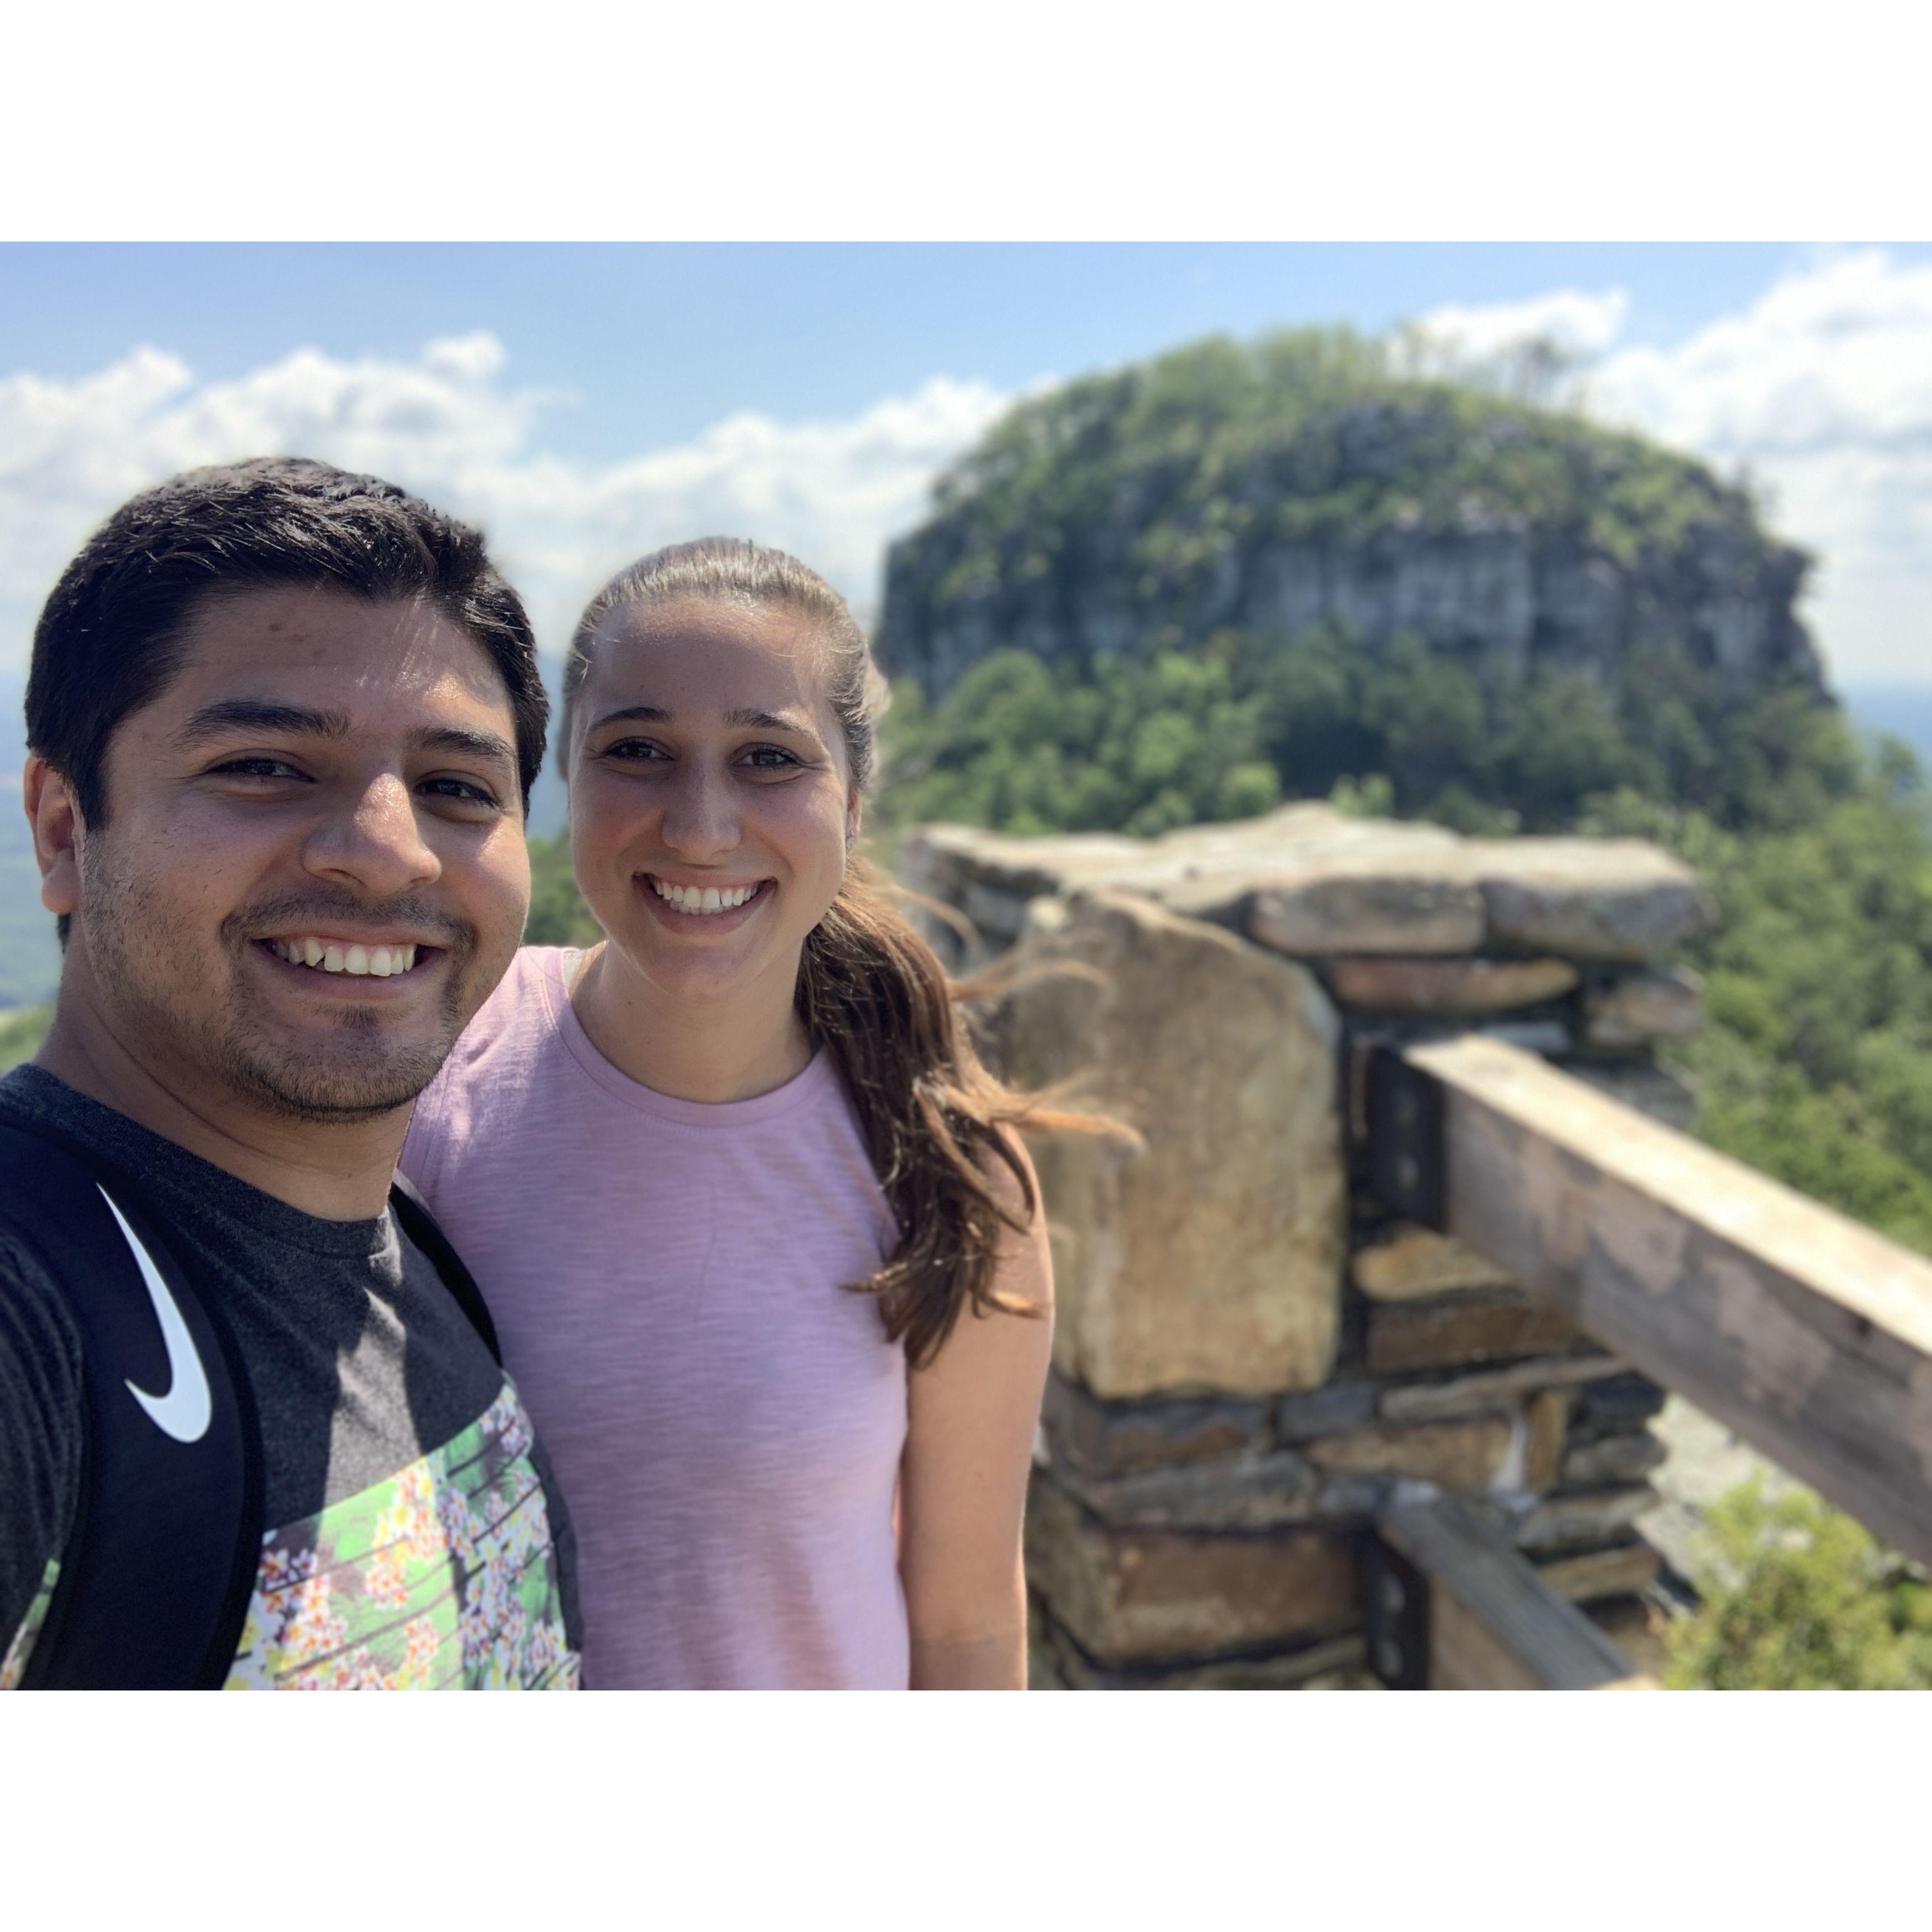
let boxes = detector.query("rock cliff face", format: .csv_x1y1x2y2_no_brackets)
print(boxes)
877,352,1824,707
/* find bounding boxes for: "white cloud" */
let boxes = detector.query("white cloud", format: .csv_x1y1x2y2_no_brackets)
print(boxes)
0,335,1014,673
1403,287,1631,369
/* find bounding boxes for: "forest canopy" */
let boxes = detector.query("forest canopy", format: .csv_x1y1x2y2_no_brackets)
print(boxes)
873,629,1849,841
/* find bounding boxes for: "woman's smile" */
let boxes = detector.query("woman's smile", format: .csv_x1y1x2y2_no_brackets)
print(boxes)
639,873,775,929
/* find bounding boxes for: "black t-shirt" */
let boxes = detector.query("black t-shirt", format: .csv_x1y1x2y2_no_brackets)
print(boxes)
0,1066,581,1689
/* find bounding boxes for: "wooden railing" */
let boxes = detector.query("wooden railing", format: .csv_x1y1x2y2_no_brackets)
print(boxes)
1370,1494,1654,1690
1364,1033,1932,1687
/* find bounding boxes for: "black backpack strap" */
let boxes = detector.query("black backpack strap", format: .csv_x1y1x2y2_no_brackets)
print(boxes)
389,1173,501,1365
0,1125,261,1689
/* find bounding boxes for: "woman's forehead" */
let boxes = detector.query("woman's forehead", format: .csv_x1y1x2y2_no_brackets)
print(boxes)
583,597,833,714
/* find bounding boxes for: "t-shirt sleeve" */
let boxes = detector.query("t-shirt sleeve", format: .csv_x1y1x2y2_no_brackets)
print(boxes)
399,1074,452,1204
0,1238,83,1687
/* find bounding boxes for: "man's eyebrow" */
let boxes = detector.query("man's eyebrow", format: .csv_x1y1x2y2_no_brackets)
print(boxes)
172,703,516,771
587,704,813,733
410,725,517,770
173,701,350,748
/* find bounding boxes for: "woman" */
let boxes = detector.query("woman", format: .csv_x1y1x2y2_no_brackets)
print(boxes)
402,537,1080,1689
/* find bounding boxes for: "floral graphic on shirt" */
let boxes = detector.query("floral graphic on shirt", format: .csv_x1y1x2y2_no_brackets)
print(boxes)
0,1557,59,1690
223,1381,578,1690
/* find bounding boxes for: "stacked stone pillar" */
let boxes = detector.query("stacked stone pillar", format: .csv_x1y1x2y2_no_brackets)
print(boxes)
899,804,1714,1689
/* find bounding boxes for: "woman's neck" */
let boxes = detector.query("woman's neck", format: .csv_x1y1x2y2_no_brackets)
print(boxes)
567,942,815,1103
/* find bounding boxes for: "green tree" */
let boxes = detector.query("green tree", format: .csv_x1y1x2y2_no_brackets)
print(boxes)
525,833,600,947
0,1005,51,1075
1665,1479,1932,1690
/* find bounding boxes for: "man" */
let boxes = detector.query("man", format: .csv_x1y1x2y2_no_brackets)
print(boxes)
0,457,580,1688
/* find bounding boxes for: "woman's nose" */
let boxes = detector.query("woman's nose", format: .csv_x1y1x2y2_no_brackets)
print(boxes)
657,763,741,860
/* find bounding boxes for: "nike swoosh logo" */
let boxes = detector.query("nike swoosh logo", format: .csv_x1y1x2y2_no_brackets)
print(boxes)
99,1184,212,1445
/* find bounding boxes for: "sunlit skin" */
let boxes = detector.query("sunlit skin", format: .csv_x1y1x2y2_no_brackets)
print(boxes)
26,584,531,1219
561,592,1053,1686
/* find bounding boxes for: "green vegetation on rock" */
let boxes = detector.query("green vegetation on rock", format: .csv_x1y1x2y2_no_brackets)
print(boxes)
910,327,1747,594
877,324,1828,840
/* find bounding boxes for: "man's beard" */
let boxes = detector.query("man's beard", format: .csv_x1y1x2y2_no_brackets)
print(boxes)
79,843,484,1126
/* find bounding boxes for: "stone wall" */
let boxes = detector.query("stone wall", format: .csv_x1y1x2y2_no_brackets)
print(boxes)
898,803,1711,1688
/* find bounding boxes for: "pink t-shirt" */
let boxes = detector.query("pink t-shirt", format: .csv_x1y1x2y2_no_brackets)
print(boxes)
401,947,910,1689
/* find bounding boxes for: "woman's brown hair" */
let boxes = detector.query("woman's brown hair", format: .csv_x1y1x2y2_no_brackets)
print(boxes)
563,537,1102,1368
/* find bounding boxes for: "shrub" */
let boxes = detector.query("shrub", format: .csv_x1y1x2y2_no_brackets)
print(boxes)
1664,1479,1932,1690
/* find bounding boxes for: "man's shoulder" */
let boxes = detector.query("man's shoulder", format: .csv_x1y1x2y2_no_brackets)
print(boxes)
0,1125,88,1689
0,1107,116,1436
0,1064,60,1139
0,1205,85,1391
0,1065,138,1184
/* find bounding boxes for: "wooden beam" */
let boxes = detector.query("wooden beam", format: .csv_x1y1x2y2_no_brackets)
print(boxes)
1378,1494,1650,1690
1405,1034,1932,1568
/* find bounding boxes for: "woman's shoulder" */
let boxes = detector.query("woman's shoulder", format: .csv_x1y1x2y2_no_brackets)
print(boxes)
405,948,573,1150
449,945,569,1062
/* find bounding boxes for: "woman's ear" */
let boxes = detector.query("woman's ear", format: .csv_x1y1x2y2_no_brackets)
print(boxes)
845,796,863,852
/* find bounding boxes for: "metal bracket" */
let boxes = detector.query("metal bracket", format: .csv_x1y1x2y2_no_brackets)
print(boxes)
1362,1530,1431,1690
1366,1045,1447,1229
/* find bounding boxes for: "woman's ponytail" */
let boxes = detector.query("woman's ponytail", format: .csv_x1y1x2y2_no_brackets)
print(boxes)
799,863,1102,1366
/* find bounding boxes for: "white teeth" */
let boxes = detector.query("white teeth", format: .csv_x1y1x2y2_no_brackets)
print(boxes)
651,879,760,916
268,937,422,975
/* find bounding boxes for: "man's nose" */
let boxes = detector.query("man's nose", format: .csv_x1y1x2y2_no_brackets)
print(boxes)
658,763,741,861
301,772,440,897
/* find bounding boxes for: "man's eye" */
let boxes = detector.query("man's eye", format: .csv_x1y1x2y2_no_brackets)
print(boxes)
604,738,670,763
740,745,801,771
420,776,502,808
211,756,305,781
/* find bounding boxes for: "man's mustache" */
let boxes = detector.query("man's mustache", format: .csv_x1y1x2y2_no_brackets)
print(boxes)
225,891,476,953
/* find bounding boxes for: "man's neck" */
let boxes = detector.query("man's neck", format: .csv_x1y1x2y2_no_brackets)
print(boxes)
34,991,410,1223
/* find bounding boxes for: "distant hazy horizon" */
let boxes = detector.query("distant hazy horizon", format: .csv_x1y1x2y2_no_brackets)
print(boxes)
1841,683,1932,778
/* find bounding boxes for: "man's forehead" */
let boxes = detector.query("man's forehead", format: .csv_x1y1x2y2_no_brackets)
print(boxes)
158,584,514,722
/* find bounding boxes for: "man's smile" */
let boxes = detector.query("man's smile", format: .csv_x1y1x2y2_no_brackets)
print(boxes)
259,935,431,977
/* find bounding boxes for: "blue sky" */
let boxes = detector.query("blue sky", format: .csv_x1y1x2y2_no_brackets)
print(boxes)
4,241,1931,689
0,242,1871,458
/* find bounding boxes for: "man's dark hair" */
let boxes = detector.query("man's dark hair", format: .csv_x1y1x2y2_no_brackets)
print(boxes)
28,456,549,831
